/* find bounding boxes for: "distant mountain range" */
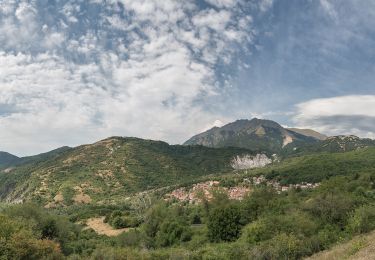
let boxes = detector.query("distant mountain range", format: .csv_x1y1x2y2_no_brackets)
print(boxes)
0,152,20,168
0,147,72,169
184,118,320,154
304,135,375,153
184,118,375,154
1,117,374,206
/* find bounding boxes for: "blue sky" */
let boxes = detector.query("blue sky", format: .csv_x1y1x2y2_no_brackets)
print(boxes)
0,0,374,155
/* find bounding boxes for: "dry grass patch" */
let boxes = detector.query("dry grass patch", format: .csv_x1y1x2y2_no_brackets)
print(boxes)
73,186,92,204
85,217,130,237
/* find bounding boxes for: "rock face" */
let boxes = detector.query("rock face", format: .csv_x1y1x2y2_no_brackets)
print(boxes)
230,154,272,170
184,118,319,154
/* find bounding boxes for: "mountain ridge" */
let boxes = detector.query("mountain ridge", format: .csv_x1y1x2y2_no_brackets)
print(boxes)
184,118,320,154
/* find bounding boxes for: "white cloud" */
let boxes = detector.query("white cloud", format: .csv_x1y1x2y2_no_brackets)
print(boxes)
0,0,254,155
192,9,231,32
204,0,237,8
293,95,375,138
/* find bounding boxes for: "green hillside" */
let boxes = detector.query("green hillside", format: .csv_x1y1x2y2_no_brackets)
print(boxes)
0,137,253,206
250,147,375,185
0,147,375,259
0,152,20,168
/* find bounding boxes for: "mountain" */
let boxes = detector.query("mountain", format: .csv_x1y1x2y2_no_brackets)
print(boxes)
0,152,20,168
0,146,72,169
0,137,255,206
17,146,72,165
184,118,319,154
287,128,327,140
301,135,375,153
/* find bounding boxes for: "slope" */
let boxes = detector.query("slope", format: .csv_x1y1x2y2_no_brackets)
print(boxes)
287,128,327,140
306,230,375,260
0,137,254,206
250,146,375,185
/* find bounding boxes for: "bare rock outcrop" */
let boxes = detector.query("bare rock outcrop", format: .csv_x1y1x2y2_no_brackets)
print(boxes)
231,154,272,170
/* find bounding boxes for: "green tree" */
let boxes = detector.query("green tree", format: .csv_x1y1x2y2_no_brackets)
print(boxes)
207,204,242,242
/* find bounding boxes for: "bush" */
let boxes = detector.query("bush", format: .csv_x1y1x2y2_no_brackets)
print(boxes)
241,219,272,244
0,215,64,259
156,220,192,247
207,204,242,242
260,233,304,260
347,204,375,234
117,229,144,248
112,216,128,229
304,192,355,227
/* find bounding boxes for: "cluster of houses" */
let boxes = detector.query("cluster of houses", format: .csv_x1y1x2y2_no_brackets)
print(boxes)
166,175,320,204
245,175,320,193
165,181,251,203
165,181,218,203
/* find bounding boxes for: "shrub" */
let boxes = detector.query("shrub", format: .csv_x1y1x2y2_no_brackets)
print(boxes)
260,233,304,260
241,219,272,244
156,220,192,247
207,204,242,242
347,204,375,234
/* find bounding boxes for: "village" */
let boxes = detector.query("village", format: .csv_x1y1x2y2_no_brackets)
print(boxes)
165,175,320,204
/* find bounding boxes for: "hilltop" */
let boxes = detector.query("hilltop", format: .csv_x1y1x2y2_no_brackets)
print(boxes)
0,152,20,168
184,118,319,154
185,118,375,155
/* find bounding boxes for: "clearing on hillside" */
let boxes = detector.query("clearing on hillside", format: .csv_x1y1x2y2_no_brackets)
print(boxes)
85,217,130,237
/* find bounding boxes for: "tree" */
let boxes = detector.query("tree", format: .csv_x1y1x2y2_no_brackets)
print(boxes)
207,204,242,242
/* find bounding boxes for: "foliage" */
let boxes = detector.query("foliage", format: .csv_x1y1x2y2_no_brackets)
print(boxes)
0,213,64,259
207,203,243,242
0,143,375,259
347,204,375,234
0,137,252,204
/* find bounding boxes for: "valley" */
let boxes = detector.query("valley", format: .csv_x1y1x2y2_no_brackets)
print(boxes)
0,118,375,259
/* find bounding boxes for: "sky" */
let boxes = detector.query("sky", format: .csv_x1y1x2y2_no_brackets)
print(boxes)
0,0,374,156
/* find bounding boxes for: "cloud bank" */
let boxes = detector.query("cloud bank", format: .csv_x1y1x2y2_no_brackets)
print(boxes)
294,95,375,138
